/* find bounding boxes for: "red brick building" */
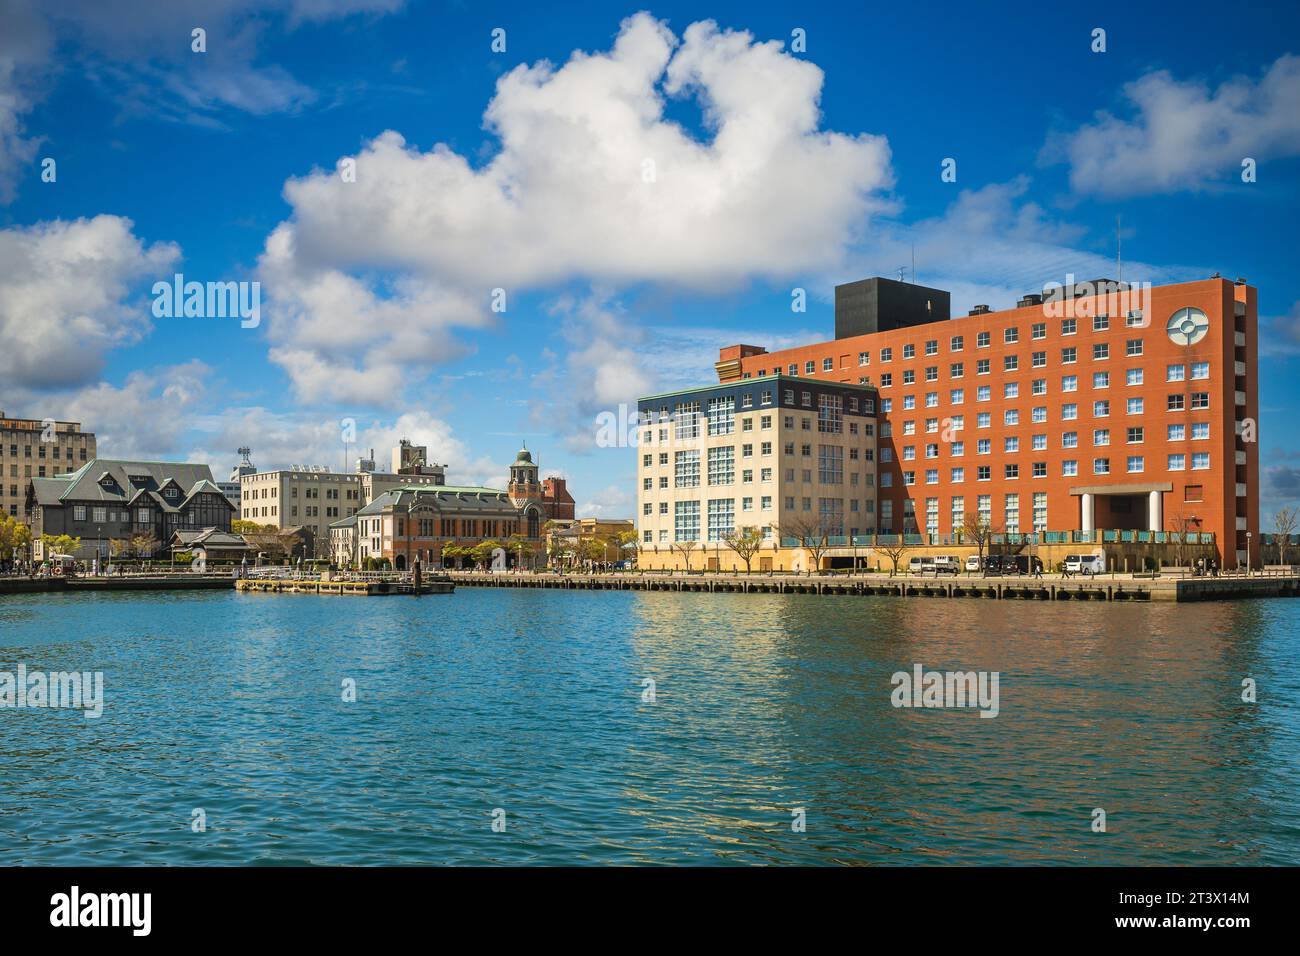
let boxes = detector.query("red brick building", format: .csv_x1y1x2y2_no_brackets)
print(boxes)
715,276,1259,566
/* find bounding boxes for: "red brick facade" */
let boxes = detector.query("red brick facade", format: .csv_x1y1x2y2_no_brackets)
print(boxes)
718,278,1259,565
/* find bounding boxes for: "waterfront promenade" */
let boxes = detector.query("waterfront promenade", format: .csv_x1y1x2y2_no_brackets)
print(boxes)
448,569,1300,602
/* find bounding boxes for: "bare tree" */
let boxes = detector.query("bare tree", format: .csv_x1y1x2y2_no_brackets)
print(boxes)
670,539,698,573
1166,512,1199,568
1274,507,1299,566
875,541,909,576
721,526,764,574
962,513,1001,573
777,515,833,575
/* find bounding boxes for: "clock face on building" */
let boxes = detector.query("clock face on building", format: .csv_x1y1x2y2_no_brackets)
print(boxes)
1167,307,1209,345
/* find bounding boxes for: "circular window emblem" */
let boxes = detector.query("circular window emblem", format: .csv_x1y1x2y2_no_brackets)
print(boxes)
1167,307,1209,345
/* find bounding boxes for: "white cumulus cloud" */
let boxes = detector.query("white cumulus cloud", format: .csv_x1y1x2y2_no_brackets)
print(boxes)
259,12,895,403
0,215,179,389
1045,54,1300,198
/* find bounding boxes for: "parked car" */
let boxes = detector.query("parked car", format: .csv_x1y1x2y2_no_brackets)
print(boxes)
1064,554,1105,575
984,554,1044,575
964,554,982,572
908,556,936,575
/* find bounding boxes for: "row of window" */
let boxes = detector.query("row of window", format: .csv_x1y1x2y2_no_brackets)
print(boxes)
0,444,90,460
886,423,1212,460
749,313,1153,378
890,453,1210,486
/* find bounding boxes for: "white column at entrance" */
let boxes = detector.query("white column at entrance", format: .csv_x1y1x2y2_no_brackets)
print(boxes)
1148,490,1162,533
1080,493,1095,534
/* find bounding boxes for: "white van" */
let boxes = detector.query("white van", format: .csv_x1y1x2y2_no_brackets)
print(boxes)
908,556,935,574
964,554,982,572
1064,554,1105,575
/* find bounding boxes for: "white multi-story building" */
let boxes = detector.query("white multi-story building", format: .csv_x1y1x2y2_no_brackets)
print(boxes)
635,376,878,572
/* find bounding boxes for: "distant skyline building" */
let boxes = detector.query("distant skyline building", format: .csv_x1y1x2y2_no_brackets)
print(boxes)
0,412,96,521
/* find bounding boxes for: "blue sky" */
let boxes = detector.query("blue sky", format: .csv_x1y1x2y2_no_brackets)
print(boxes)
2,0,1299,518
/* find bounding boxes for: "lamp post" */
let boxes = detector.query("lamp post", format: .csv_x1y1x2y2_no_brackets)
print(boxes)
1245,531,1252,576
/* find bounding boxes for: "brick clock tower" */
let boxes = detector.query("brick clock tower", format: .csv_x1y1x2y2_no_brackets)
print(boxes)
507,444,541,507
507,443,576,521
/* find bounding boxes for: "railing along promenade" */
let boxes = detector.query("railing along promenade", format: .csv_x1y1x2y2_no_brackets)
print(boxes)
446,567,1300,602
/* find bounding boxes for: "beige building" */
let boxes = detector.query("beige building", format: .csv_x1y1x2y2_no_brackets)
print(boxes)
240,441,448,557
635,376,878,572
1,412,96,521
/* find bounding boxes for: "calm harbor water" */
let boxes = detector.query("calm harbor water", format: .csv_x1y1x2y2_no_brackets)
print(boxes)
1,588,1298,865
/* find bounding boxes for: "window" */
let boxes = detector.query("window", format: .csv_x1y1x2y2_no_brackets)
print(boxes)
1004,327,1019,343
706,498,735,541
1127,456,1144,473
1062,374,1078,392
1032,322,1046,340
1004,493,1020,533
925,340,938,356
1126,368,1143,386
1032,351,1046,368
675,450,700,487
1126,339,1144,356
1094,458,1110,475
1094,429,1110,446
674,501,700,541
880,347,892,362
817,445,844,484
1168,394,1185,411
1168,454,1186,471
1168,424,1185,441
903,343,916,359
1093,314,1109,331
1093,343,1109,360
1167,364,1185,382
977,331,990,348
1192,361,1210,380
1093,371,1109,388
1192,452,1210,470
1062,318,1077,335
706,396,734,436
1126,397,1144,415
822,357,833,371
1003,355,1018,372
1032,462,1047,478
1062,431,1078,448
1062,403,1078,420
1062,459,1078,476
817,393,843,433
950,335,964,351
1005,382,1020,399
1062,347,1077,363
706,446,734,485
1127,426,1144,443
1192,422,1210,440
1004,464,1019,479
859,351,870,366
1093,400,1110,417
804,360,815,374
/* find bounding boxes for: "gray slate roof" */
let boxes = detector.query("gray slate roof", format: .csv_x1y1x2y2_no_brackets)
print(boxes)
30,459,232,512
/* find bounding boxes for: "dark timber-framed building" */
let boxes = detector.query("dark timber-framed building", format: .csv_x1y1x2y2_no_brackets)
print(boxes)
27,459,236,560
